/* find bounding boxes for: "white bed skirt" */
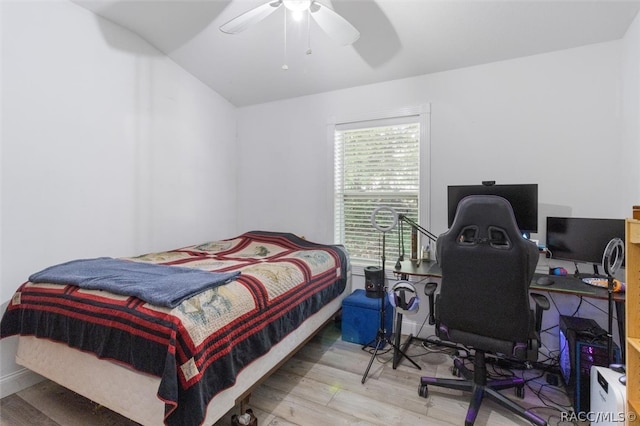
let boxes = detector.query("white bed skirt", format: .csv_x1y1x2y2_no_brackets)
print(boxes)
16,283,350,425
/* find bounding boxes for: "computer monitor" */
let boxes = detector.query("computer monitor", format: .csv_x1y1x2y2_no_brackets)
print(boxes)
546,216,625,268
447,183,538,236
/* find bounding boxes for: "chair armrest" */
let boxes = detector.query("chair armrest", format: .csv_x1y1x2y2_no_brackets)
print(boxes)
424,282,438,325
529,292,550,334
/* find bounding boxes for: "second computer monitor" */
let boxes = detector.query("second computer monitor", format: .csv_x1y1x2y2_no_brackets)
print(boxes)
546,216,625,267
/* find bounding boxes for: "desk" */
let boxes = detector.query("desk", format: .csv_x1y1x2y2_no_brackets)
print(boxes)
530,273,625,362
394,259,441,280
530,273,625,303
391,261,626,367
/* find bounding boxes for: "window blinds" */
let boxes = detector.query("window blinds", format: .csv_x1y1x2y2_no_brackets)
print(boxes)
334,118,421,263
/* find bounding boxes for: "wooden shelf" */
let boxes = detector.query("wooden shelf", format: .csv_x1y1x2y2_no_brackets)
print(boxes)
626,218,640,424
629,338,640,353
629,219,640,244
630,401,639,422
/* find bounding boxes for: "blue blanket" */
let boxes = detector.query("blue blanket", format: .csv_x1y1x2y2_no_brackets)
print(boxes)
28,257,240,308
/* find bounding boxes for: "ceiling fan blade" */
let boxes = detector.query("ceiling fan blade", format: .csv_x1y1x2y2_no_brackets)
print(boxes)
220,0,283,34
310,1,360,46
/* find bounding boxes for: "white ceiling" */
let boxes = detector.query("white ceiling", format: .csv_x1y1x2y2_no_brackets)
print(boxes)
73,0,640,107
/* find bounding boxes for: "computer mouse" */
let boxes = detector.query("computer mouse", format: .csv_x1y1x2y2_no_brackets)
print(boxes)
536,276,554,286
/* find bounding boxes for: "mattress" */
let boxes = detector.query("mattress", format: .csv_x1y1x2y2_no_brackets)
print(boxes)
15,290,348,425
3,231,351,425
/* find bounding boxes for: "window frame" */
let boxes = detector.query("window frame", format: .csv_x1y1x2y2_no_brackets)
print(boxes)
329,104,431,271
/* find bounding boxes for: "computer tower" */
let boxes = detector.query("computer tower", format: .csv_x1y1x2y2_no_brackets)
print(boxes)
558,315,620,414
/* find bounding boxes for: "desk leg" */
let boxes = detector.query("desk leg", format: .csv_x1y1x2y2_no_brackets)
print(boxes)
392,311,422,370
615,300,625,363
393,311,404,368
393,272,421,369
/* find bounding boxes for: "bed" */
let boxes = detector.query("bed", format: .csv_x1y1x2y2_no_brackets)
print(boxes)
1,231,351,426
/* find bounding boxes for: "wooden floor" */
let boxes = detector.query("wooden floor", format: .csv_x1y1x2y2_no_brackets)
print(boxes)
0,321,575,426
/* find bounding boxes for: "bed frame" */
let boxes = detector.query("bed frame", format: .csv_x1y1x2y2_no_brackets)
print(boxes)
15,286,349,425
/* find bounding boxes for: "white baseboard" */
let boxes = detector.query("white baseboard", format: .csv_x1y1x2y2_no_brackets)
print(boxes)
0,367,45,398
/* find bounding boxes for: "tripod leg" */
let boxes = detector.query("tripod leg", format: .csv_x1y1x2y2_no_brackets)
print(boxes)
361,337,385,384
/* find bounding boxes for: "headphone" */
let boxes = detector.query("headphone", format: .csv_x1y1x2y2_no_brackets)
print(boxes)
388,280,420,314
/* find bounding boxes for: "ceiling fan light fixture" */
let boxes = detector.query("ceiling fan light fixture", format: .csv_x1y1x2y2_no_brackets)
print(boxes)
221,0,359,48
283,0,311,13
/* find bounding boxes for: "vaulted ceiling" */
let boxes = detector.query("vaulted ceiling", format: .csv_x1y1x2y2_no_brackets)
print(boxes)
73,0,640,107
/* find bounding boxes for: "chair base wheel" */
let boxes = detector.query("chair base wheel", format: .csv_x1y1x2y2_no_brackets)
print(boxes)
418,384,429,398
451,366,460,377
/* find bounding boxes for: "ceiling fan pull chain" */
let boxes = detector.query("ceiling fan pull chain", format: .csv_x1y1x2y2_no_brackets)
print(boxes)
306,9,312,55
282,7,289,70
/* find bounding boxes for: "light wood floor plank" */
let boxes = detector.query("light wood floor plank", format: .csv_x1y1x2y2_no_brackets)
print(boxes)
0,321,572,425
16,380,138,426
0,393,60,426
251,382,366,425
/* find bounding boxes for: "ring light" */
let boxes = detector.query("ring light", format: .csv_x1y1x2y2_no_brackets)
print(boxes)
371,206,398,233
602,237,624,276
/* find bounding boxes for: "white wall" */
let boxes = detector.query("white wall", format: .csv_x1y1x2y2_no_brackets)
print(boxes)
0,0,238,395
623,8,640,199
236,39,635,353
238,40,629,243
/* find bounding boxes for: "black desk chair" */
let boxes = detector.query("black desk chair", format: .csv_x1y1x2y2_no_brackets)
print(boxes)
419,195,549,426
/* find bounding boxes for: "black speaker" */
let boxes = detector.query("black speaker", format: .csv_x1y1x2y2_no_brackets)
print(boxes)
364,266,384,298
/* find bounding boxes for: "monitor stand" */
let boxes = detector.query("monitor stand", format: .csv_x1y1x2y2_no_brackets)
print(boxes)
572,263,602,279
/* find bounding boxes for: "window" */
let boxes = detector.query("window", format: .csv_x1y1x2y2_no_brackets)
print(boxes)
333,106,430,266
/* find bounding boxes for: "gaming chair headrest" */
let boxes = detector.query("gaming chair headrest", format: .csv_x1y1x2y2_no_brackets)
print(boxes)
388,280,420,315
448,195,521,241
436,195,528,262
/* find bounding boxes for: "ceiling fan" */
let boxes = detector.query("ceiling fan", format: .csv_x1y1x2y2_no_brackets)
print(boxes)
220,0,360,46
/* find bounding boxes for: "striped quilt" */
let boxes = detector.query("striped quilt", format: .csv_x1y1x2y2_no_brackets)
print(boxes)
0,231,349,426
